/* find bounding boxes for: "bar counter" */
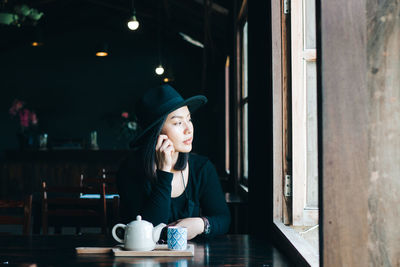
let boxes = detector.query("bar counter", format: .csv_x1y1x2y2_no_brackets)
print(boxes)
0,234,293,266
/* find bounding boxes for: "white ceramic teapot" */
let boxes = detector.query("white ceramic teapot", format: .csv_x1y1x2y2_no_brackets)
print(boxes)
112,215,166,251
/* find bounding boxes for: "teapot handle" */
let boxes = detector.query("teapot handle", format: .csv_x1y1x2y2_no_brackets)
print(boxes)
112,224,126,243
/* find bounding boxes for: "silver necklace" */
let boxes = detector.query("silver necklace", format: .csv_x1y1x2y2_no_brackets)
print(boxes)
180,170,186,190
181,170,189,199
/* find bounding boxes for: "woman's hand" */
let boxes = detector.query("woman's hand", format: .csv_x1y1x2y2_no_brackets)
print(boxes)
169,217,205,240
155,134,175,172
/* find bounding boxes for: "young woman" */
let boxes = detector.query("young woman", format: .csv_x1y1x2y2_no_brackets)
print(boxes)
117,85,230,240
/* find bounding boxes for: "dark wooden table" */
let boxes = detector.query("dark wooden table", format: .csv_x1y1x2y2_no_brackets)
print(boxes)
0,234,293,266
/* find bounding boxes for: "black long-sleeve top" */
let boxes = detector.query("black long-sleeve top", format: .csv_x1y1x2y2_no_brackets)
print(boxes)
116,152,231,237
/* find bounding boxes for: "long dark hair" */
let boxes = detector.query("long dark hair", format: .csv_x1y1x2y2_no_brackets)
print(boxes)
140,115,189,181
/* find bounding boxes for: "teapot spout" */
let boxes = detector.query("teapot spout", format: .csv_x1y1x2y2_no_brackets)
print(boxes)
153,223,167,243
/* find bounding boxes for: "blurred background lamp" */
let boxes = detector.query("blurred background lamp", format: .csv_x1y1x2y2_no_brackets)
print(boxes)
31,27,44,47
127,0,139,31
155,65,164,75
163,69,175,83
127,15,139,30
163,75,175,83
96,51,108,57
96,43,109,57
31,41,42,47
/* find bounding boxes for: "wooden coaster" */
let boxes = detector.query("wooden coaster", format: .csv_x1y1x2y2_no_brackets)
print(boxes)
75,244,123,254
112,244,194,257
75,247,114,254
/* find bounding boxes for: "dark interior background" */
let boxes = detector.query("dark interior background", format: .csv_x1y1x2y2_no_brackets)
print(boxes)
0,0,233,174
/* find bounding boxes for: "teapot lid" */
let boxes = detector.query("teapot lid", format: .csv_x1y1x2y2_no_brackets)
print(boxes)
127,215,153,227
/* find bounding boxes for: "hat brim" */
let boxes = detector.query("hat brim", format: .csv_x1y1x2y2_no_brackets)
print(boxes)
129,95,207,147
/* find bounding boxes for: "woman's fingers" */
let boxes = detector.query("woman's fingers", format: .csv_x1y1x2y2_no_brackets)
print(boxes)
159,138,173,153
157,135,174,155
156,135,175,172
156,135,168,150
173,218,204,240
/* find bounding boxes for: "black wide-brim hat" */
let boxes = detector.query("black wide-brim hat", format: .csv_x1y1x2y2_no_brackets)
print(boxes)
130,84,207,147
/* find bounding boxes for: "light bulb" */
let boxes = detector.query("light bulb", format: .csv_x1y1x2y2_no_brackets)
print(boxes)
127,16,139,30
155,65,164,75
96,51,108,57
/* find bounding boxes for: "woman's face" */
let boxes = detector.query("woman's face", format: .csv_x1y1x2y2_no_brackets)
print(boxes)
160,106,193,153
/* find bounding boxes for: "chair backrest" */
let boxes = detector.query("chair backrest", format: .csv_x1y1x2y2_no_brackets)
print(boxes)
99,168,118,194
80,175,109,227
81,171,120,230
0,195,32,235
41,181,107,235
99,169,120,226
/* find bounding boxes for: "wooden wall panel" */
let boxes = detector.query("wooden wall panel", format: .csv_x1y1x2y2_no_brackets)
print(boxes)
320,0,369,266
320,0,400,265
366,0,400,264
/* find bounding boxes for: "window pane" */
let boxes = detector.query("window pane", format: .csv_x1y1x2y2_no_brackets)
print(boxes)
305,0,316,49
243,102,248,179
243,21,248,98
306,61,318,207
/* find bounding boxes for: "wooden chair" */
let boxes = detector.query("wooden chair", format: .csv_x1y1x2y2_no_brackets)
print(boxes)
82,170,120,231
41,181,107,235
0,195,32,235
79,175,109,231
99,168,118,194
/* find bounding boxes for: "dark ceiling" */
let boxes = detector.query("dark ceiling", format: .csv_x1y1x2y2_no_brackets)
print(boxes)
0,0,233,51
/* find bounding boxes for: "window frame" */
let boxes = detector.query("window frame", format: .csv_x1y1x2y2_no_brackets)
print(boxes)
272,0,319,265
291,0,318,227
235,0,248,189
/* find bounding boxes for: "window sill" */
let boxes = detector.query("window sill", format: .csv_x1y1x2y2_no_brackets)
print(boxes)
273,220,319,267
289,224,319,252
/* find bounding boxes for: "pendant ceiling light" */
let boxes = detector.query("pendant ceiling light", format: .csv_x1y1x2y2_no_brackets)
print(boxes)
96,43,109,57
155,8,164,76
163,67,175,83
31,27,44,47
155,65,164,75
127,0,139,31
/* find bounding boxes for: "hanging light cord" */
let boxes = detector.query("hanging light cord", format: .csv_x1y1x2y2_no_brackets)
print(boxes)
157,5,162,66
131,0,136,15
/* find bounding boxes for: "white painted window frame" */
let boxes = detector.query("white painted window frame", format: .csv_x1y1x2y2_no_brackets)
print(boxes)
291,0,318,227
272,0,319,265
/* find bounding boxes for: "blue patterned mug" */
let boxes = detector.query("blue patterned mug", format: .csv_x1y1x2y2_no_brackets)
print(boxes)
167,226,187,250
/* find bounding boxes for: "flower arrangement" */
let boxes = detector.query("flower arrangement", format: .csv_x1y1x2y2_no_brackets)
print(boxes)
102,110,140,148
119,111,139,140
9,99,38,132
9,99,39,149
